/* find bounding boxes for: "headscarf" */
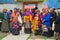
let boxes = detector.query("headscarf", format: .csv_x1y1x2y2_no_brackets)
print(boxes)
42,5,48,11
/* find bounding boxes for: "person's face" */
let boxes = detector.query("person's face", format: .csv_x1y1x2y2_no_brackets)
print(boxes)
42,9,44,12
50,9,53,13
45,9,49,14
37,12,40,14
4,10,7,12
14,9,17,12
58,9,60,13
26,9,30,12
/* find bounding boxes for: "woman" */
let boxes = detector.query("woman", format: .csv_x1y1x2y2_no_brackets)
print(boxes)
1,9,10,32
9,10,13,32
23,8,32,34
42,9,51,37
11,8,20,35
54,9,60,40
32,9,42,35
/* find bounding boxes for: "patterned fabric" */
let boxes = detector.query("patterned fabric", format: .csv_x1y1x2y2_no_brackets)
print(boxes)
42,24,48,32
1,20,9,32
24,19,31,28
12,22,19,29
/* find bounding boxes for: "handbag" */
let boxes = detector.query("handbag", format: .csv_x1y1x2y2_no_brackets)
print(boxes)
52,22,55,31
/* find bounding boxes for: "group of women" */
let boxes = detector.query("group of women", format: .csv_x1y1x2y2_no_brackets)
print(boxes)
0,6,60,40
23,7,55,37
1,8,21,35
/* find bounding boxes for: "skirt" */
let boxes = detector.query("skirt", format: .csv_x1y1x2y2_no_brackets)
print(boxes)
54,26,60,33
24,19,31,34
12,22,19,29
35,25,42,35
12,28,20,35
12,22,20,35
1,20,9,32
9,22,13,32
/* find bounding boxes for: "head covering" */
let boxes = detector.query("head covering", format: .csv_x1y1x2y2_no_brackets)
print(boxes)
10,10,12,13
14,8,17,10
42,5,48,11
3,8,7,12
35,9,40,13
14,8,18,15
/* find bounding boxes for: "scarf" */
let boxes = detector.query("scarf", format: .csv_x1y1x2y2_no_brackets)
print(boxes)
26,11,30,16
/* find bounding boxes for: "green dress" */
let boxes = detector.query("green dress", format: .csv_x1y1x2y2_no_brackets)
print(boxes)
1,13,9,32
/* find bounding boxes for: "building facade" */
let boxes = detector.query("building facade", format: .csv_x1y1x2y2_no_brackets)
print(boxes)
0,0,45,11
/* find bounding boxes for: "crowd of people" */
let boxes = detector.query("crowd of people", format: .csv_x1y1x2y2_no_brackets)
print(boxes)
0,6,60,40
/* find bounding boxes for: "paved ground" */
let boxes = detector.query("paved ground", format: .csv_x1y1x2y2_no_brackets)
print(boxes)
0,32,9,40
1,27,55,40
28,34,55,40
2,27,30,40
29,39,54,40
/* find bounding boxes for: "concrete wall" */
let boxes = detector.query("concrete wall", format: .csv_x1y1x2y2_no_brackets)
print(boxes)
0,3,23,12
0,2,46,12
38,1,47,12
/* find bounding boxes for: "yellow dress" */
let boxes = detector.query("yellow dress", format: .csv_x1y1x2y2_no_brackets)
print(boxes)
32,17,38,33
23,15,32,23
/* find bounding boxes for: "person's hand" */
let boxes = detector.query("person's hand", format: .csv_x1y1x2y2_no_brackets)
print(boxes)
5,18,7,20
4,18,7,20
51,17,53,18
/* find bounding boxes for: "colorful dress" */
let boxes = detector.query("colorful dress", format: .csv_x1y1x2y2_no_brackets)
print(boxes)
11,12,20,35
32,13,42,35
1,12,10,32
11,12,19,29
24,11,32,34
42,13,51,36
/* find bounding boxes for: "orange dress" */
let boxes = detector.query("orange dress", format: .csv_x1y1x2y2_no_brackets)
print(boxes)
32,17,38,32
12,12,19,22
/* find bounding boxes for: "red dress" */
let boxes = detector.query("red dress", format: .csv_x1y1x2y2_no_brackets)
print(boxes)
38,14,42,25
